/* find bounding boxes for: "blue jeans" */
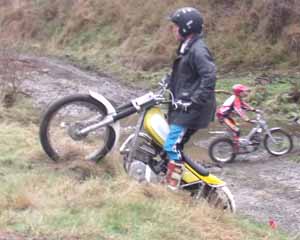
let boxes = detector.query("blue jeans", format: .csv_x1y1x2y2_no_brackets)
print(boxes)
163,124,187,162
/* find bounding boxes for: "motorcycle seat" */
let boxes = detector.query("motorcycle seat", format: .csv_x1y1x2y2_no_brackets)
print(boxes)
182,154,210,177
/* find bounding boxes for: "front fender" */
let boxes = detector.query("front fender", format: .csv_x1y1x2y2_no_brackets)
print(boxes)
265,127,281,138
89,90,120,150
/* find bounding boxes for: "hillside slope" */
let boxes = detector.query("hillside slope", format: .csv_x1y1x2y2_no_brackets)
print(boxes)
0,0,299,78
0,96,290,240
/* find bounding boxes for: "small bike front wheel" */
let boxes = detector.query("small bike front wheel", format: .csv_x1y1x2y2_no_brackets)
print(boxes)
264,129,293,156
39,94,116,162
208,137,236,163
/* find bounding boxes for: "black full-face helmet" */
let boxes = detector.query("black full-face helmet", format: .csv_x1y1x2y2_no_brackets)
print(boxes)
169,7,203,37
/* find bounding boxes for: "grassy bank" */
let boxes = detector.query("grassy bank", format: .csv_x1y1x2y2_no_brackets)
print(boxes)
0,97,290,240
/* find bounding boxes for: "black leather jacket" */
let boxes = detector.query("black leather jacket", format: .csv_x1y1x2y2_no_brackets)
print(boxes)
168,34,216,129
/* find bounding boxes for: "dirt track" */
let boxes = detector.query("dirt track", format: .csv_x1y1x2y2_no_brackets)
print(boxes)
16,55,143,106
3,54,300,237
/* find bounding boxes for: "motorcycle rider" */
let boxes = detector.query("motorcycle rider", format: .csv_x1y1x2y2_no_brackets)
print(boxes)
216,84,256,150
164,7,217,190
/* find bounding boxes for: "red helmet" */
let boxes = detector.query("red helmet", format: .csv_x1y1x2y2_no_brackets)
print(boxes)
232,84,250,96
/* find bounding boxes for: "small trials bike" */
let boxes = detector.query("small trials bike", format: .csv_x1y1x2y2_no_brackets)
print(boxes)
39,79,236,212
208,111,293,163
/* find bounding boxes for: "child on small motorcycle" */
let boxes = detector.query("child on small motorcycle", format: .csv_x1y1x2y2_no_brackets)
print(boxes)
216,84,257,150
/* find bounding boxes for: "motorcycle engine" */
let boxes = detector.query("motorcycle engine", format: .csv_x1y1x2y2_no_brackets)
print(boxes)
128,160,161,183
250,132,262,145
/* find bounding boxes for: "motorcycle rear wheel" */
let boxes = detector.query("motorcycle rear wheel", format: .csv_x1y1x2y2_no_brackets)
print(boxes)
39,94,116,162
194,184,236,213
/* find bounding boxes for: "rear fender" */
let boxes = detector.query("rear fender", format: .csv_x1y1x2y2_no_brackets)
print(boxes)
197,174,225,187
89,91,120,149
269,127,281,132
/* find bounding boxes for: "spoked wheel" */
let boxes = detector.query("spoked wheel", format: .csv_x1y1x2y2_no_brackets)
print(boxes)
194,184,236,213
264,129,293,156
39,94,116,162
209,137,236,163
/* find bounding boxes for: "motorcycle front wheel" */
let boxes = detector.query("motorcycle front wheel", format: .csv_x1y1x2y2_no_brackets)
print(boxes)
208,137,236,163
264,129,293,156
39,94,116,162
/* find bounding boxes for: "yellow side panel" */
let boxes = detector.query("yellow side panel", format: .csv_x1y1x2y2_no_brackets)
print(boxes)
183,164,225,186
182,168,200,183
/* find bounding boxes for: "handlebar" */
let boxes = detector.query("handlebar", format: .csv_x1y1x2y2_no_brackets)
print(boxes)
255,110,263,120
250,110,267,125
154,80,175,105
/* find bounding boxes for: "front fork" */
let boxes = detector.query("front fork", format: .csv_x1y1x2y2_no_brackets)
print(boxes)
126,110,147,164
83,91,120,150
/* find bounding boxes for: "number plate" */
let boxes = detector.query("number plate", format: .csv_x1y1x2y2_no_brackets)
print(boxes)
131,92,155,109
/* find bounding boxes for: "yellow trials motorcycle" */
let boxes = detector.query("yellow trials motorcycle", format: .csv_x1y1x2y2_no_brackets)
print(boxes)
39,80,236,213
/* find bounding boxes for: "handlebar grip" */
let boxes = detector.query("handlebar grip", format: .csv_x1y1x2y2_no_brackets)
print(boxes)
116,102,133,111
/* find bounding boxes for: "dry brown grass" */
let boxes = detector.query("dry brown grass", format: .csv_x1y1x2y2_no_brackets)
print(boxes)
0,192,34,211
0,48,25,107
1,0,300,72
284,24,300,63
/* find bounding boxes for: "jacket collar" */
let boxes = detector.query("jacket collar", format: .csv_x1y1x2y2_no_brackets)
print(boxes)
177,34,202,56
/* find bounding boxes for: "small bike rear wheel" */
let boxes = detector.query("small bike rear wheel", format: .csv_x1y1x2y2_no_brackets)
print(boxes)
208,137,236,163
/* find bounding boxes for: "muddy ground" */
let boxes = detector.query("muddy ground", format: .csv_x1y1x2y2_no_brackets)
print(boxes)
1,54,300,237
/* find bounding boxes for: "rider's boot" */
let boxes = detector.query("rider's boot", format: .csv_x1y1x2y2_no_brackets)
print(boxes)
166,160,183,191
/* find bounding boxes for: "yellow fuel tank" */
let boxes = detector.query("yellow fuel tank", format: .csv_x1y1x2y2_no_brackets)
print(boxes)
143,107,169,146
